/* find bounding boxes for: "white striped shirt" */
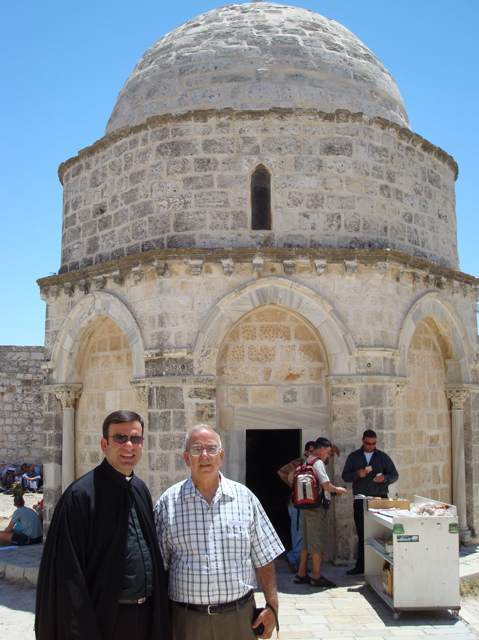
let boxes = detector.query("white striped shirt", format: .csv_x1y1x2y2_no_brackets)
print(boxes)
154,473,284,604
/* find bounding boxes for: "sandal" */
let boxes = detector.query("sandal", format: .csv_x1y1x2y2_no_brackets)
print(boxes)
293,574,311,584
310,575,337,588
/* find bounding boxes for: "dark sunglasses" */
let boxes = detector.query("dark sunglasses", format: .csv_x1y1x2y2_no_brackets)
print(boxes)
107,434,144,445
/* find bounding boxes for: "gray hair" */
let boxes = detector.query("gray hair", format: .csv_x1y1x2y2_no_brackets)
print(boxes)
184,424,222,451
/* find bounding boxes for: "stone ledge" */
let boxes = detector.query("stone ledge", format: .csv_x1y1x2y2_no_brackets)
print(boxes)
38,247,479,291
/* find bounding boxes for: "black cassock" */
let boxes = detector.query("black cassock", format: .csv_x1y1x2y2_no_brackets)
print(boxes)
35,459,172,640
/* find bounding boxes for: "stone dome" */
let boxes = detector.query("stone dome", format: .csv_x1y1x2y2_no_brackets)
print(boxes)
106,2,409,135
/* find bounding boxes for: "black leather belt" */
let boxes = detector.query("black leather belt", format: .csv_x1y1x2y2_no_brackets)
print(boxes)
118,596,149,604
174,589,254,615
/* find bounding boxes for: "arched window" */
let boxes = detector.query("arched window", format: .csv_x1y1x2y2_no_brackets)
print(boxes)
251,165,271,230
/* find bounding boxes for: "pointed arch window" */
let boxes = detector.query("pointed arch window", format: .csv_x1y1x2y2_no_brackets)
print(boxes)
251,165,271,230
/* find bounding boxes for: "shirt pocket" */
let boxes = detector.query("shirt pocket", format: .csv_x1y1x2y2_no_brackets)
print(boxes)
225,521,250,558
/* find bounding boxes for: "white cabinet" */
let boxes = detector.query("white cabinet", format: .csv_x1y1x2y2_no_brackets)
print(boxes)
364,496,460,619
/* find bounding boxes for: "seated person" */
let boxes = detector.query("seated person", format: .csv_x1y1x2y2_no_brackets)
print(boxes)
0,495,43,546
22,464,42,491
1,463,17,490
15,463,28,483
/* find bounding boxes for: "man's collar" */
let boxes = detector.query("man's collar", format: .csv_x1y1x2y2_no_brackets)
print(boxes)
100,458,135,487
184,472,233,499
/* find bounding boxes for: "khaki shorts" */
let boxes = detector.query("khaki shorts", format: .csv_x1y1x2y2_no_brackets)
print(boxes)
301,507,328,554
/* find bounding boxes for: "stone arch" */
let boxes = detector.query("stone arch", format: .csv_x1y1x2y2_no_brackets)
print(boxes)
396,318,452,502
194,277,356,377
217,303,330,429
397,292,472,384
50,292,145,383
395,292,474,516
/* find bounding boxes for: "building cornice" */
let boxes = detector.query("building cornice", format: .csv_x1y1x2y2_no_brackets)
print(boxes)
37,247,479,298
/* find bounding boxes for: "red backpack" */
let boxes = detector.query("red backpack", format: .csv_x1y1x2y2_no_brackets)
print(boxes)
292,457,324,509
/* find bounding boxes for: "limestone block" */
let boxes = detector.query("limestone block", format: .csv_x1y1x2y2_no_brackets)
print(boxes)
250,386,276,405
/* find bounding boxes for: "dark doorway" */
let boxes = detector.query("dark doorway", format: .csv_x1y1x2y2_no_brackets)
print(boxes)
245,429,301,550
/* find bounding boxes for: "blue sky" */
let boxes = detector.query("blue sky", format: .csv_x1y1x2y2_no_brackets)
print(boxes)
1,0,478,346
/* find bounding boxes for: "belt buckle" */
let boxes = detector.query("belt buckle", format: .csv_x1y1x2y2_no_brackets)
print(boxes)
138,597,146,604
207,604,219,615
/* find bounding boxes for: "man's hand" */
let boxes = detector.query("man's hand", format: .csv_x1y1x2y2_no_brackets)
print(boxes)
373,474,385,483
334,486,347,496
357,468,368,478
252,605,276,638
255,563,279,639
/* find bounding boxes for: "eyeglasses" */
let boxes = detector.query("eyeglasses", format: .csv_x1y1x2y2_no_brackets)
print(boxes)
363,440,377,446
107,434,144,445
188,445,220,456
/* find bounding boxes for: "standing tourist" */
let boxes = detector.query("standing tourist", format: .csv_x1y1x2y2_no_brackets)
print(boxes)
155,423,284,639
294,437,347,588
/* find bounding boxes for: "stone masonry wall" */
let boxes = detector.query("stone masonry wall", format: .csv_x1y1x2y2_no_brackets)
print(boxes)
0,346,45,467
58,109,459,274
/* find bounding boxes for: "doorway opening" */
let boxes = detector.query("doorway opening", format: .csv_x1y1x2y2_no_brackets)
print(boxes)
245,429,301,550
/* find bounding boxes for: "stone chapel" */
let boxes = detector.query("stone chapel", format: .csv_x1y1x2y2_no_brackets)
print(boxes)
37,1,479,561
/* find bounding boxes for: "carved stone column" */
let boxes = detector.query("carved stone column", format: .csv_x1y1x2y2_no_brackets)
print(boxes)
53,384,83,492
445,385,471,542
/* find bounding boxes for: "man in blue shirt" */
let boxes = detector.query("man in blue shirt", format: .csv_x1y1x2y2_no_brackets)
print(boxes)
0,495,43,545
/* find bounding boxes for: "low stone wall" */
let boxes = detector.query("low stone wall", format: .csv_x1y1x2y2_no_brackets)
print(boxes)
0,346,45,468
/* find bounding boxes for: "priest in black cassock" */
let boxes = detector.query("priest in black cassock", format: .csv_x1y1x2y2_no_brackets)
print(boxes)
35,410,172,640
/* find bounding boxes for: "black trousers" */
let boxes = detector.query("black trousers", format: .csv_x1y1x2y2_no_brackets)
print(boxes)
113,598,153,640
353,496,388,570
353,498,365,571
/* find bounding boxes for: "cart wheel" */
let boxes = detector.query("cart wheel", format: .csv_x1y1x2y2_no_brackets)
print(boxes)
451,610,459,620
393,612,401,620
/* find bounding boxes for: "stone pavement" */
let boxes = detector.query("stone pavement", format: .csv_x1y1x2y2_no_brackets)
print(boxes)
1,542,479,639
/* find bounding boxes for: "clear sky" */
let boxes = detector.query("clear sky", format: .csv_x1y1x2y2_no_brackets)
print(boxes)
1,0,478,346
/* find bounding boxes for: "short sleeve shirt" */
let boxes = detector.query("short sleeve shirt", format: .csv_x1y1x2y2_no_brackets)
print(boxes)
154,473,284,605
11,507,43,538
308,456,331,500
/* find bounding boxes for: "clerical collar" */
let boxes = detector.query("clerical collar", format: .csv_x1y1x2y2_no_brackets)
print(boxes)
101,458,135,487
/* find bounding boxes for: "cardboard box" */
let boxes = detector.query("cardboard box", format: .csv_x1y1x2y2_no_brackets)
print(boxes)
367,498,410,510
382,561,393,596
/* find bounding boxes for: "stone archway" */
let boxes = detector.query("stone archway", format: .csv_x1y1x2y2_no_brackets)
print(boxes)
396,319,451,502
216,302,330,548
217,302,329,437
397,292,471,384
397,292,473,538
50,292,145,383
47,293,147,489
194,276,356,378
75,316,144,479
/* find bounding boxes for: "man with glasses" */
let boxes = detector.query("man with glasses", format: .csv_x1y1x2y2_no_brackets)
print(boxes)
35,410,172,640
277,441,315,573
154,423,284,640
341,429,399,575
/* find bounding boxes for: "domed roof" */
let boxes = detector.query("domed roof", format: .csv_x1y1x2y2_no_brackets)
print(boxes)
106,2,409,135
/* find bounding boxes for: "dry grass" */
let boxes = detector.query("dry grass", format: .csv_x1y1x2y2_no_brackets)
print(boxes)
460,578,479,598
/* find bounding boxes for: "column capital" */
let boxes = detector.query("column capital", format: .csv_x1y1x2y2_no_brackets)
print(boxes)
51,384,83,410
445,385,470,410
130,379,149,402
